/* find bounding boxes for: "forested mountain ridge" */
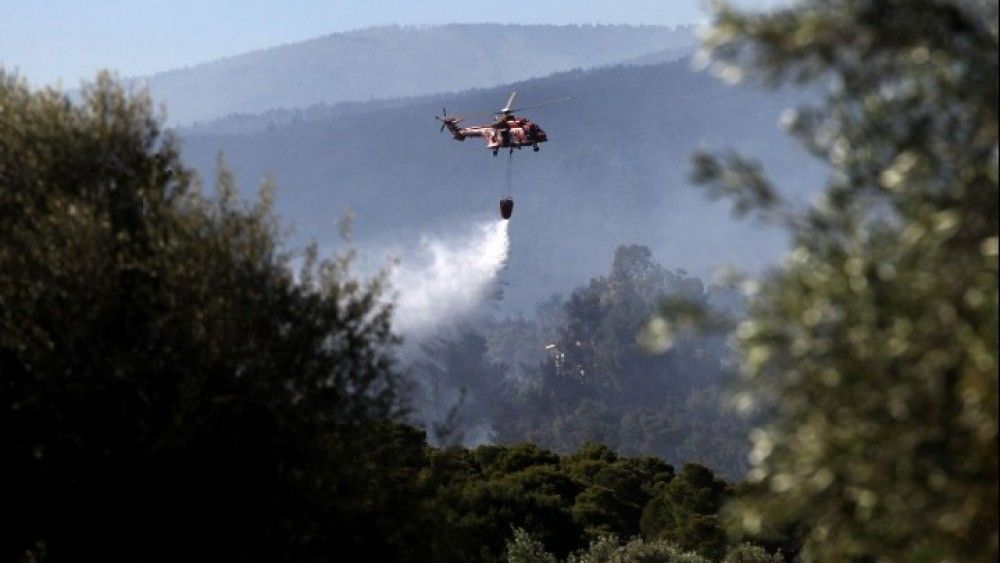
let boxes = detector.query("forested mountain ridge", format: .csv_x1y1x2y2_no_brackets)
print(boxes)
135,23,696,125
179,57,821,313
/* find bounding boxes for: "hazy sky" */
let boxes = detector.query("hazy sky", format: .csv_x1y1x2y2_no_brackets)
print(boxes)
2,1,778,87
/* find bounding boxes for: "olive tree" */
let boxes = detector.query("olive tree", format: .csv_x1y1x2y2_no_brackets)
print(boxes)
689,1,998,560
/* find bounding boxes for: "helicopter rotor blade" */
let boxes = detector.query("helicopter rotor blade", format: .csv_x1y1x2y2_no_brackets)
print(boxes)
501,91,518,113
435,93,570,123
435,112,470,132
443,111,499,122
508,96,573,113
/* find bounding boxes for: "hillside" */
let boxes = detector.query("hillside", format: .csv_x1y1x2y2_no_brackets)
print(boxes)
136,24,696,125
179,58,823,313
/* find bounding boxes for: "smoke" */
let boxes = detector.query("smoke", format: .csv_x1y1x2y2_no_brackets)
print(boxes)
389,220,510,337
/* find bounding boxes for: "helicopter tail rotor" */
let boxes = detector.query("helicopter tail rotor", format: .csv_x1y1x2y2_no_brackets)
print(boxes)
437,107,448,132
434,107,461,132
435,109,465,137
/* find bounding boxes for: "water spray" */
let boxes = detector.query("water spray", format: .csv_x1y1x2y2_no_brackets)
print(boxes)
390,220,510,336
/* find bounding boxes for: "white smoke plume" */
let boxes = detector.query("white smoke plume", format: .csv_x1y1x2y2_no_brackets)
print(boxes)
388,220,510,336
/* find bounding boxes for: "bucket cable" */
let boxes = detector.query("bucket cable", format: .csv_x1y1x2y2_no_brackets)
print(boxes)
503,150,514,198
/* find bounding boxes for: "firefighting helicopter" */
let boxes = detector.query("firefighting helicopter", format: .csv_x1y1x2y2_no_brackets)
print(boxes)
435,91,570,219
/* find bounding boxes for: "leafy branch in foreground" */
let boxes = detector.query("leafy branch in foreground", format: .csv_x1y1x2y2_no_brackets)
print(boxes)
690,1,998,561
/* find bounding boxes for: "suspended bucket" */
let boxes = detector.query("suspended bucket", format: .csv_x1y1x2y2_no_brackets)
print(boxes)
499,198,514,220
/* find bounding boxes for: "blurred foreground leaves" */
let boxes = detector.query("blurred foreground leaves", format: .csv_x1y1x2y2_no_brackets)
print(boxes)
692,1,998,560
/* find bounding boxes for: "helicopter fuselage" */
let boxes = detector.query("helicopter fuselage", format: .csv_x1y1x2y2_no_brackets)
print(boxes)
444,115,548,152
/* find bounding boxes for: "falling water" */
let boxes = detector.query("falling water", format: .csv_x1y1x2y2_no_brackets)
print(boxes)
390,220,510,336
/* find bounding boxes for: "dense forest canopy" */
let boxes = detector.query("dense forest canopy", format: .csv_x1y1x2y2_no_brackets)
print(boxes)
410,245,751,478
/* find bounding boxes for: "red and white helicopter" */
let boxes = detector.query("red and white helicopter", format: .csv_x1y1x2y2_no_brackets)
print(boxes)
435,91,570,156
435,91,569,219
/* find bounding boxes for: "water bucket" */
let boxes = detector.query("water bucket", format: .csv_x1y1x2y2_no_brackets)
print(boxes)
499,198,514,220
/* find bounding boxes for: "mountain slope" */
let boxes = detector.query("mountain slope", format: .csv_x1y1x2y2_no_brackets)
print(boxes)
138,24,695,125
179,59,823,312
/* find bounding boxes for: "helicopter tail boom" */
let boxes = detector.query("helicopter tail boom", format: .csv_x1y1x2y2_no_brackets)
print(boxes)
435,107,467,139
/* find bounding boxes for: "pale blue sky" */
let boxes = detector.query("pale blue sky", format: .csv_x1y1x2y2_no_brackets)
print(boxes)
1,1,777,87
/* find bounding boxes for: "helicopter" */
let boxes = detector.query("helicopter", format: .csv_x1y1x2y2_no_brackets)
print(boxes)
435,91,569,219
435,91,570,156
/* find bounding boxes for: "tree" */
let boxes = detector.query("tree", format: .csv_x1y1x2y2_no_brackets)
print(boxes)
641,464,730,560
505,529,715,563
693,1,998,560
567,535,710,563
496,245,749,477
412,327,509,445
505,528,559,563
424,444,584,563
722,543,784,563
0,72,415,560
422,442,695,563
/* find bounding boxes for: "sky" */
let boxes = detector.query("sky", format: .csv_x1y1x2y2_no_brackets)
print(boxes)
1,1,779,87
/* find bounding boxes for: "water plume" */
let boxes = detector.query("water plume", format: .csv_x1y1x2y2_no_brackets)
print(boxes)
390,220,510,336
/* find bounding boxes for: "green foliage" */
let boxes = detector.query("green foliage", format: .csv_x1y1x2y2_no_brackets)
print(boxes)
506,529,785,563
430,476,580,562
505,530,715,563
572,485,637,540
721,543,784,563
506,528,560,563
418,441,740,562
495,245,750,477
567,535,710,563
641,464,730,560
0,71,419,561
482,442,562,476
696,1,999,561
570,455,674,542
